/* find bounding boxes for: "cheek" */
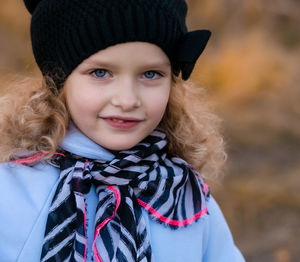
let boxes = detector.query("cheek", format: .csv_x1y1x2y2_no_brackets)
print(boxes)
66,89,100,116
147,90,170,119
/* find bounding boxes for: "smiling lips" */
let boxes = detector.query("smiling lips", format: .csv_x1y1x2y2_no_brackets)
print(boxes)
101,116,143,129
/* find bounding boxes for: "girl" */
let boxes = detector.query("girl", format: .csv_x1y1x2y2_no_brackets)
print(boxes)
0,0,245,261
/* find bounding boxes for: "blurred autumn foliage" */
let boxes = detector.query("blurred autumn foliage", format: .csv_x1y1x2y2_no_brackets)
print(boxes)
1,0,299,261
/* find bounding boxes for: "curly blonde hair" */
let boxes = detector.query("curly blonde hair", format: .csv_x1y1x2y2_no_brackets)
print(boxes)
0,75,225,179
0,76,68,162
160,77,226,179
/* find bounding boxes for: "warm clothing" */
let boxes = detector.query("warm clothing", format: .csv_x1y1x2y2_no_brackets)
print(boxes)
0,125,245,262
42,130,211,262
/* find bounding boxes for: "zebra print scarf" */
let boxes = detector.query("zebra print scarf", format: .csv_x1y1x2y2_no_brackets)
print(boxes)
41,130,210,262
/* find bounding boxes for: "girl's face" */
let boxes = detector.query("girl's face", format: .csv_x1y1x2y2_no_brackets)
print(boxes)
64,42,172,151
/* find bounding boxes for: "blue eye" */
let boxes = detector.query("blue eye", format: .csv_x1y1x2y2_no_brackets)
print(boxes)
143,71,161,79
92,69,109,78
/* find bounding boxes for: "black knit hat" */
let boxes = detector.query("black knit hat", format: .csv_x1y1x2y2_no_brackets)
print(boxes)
24,0,211,87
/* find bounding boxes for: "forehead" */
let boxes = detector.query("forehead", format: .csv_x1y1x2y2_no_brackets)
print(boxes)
81,42,171,68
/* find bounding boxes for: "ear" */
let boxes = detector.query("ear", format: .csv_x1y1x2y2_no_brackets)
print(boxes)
24,0,42,14
174,30,211,80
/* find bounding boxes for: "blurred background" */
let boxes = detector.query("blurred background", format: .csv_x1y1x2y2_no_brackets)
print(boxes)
0,0,299,261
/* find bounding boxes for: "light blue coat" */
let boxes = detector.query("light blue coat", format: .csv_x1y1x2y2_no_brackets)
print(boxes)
0,126,245,262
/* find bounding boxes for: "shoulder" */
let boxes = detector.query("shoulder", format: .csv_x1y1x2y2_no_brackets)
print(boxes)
203,196,246,262
0,162,59,209
0,162,59,261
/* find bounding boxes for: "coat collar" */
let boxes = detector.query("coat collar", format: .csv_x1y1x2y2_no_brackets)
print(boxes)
60,122,115,161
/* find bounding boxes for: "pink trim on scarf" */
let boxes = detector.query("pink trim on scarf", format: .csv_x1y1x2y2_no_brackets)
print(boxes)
202,183,209,194
55,152,66,157
137,198,208,226
10,151,66,164
84,161,89,169
83,200,87,262
82,161,89,262
10,152,47,164
93,186,121,262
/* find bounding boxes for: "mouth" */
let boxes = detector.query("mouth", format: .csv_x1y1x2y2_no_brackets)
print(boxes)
100,116,143,129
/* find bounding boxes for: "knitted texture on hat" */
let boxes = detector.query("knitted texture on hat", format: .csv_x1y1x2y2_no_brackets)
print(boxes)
24,0,188,85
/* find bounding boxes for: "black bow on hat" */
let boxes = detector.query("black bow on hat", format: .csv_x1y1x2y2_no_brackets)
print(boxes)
173,30,211,80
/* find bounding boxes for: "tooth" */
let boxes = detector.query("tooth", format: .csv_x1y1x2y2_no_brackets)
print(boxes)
112,119,124,123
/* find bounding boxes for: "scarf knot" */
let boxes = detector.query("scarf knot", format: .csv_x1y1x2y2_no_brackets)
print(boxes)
42,130,210,262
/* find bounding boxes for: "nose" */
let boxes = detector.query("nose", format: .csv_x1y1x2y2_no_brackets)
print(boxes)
111,78,141,111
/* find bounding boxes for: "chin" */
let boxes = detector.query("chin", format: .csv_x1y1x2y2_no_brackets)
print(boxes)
102,141,139,152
